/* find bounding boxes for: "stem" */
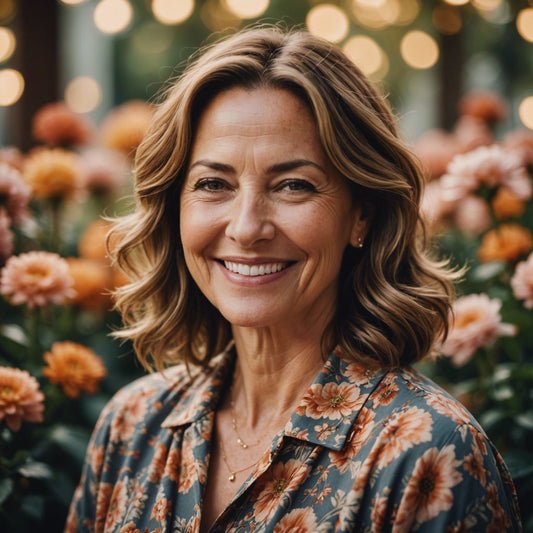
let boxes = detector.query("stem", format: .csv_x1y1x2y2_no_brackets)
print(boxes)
26,308,41,369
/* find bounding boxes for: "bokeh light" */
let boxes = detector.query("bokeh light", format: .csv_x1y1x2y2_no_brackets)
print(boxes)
306,4,349,43
400,30,439,69
517,8,533,43
93,0,133,34
0,27,15,62
0,68,24,106
223,0,269,19
60,0,89,5
152,0,194,25
64,76,102,114
472,0,502,10
519,96,533,130
432,5,462,34
343,36,389,79
201,0,240,31
0,0,15,25
442,0,469,5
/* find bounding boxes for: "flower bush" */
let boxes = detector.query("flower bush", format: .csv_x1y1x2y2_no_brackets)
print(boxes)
0,101,148,531
415,90,533,531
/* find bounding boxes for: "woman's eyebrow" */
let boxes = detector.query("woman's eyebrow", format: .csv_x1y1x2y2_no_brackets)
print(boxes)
188,160,235,173
188,158,326,174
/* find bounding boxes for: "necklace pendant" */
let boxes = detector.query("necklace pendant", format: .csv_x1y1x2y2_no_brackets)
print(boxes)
237,438,248,449
228,473,236,482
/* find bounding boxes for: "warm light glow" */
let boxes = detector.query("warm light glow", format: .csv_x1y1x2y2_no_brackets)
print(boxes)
152,0,194,25
0,69,24,106
306,4,349,43
442,0,469,5
201,0,240,31
519,96,533,130
400,30,439,69
433,5,462,34
0,0,15,24
472,0,502,11
223,0,269,19
353,0,386,6
343,36,388,78
60,0,89,5
64,76,102,113
0,27,15,62
517,8,533,42
93,0,133,34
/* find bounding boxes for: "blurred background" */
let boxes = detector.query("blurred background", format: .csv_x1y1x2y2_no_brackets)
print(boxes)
1,0,533,531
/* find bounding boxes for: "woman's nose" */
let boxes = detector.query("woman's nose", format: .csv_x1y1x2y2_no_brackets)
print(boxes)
225,190,275,247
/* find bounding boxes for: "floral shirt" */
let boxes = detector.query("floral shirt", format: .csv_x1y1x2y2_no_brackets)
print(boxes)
66,348,522,532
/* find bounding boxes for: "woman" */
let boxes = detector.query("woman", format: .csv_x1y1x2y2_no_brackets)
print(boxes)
67,27,521,532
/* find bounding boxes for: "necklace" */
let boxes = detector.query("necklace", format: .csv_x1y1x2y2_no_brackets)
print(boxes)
230,386,259,450
219,436,259,482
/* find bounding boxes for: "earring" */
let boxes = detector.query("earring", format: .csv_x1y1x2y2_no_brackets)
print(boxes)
356,236,364,248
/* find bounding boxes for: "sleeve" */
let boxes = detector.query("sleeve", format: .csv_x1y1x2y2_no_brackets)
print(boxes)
388,425,522,533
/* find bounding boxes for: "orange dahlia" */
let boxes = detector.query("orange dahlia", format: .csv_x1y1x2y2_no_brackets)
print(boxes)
23,148,81,199
32,101,94,147
0,367,45,431
0,251,75,308
458,90,508,124
67,257,111,311
492,187,526,220
100,100,153,157
43,341,106,398
478,223,533,263
78,219,113,263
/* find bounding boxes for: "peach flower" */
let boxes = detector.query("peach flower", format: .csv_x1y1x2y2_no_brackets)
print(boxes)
511,252,533,309
0,251,75,308
100,100,153,157
67,257,111,311
24,148,81,199
273,508,318,532
453,116,493,152
451,195,491,235
411,130,460,180
458,90,508,124
297,382,362,420
79,148,129,195
441,145,531,203
0,147,24,171
477,223,532,263
32,101,94,147
78,219,113,263
439,294,517,366
0,163,30,223
503,128,533,168
420,180,455,232
0,210,13,264
492,187,526,220
0,367,45,431
42,341,106,398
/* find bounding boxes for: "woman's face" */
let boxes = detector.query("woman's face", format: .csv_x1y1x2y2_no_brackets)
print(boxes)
180,87,368,331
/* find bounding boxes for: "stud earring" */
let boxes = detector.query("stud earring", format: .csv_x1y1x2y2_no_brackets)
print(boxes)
356,236,364,248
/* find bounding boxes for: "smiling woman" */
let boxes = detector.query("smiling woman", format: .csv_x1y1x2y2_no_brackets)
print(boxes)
66,26,522,532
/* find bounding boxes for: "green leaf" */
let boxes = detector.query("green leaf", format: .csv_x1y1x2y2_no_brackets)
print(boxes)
0,478,14,506
0,324,29,347
49,426,90,463
515,411,533,431
503,449,533,479
18,461,53,480
470,261,506,282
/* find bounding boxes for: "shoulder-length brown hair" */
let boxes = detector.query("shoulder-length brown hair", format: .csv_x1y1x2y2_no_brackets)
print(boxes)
111,26,456,372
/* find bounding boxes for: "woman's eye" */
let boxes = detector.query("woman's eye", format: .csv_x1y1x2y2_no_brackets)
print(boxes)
193,178,227,192
280,180,317,192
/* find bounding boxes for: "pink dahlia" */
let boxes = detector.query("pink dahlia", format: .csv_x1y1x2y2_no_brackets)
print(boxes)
511,252,533,309
0,210,14,264
0,251,75,309
451,195,491,236
420,180,454,231
0,163,30,223
0,147,24,172
439,294,517,366
503,129,533,169
0,367,45,431
79,148,128,194
458,90,508,124
440,145,532,202
412,129,460,180
453,115,493,152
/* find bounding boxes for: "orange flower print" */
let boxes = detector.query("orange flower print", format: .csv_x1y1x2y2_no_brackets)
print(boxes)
376,408,433,469
371,494,389,533
88,442,105,479
486,482,511,533
394,445,462,529
103,480,129,531
150,496,172,523
373,377,399,407
178,442,207,494
120,522,141,533
109,388,154,443
297,382,362,420
252,459,311,522
464,444,486,486
343,362,374,386
273,507,318,532
314,422,335,441
148,443,168,483
330,407,375,473
163,445,181,483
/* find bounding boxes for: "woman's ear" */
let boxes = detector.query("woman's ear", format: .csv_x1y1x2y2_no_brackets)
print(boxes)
349,203,373,248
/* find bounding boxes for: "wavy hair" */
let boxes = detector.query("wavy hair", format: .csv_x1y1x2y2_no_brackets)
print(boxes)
110,26,456,371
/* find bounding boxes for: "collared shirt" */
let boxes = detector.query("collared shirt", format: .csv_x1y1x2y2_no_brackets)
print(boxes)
66,348,522,532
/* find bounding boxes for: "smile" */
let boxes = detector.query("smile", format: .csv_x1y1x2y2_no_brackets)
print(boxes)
222,261,289,277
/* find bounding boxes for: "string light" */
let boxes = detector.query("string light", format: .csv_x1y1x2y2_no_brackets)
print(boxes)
0,69,24,106
223,0,269,19
306,4,349,43
517,8,533,42
442,0,469,5
93,0,133,34
519,96,533,130
400,31,439,69
343,35,388,79
152,0,194,25
64,76,102,113
60,0,89,5
0,27,15,62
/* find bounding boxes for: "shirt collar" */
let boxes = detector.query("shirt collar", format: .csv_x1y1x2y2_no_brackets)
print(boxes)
161,347,386,451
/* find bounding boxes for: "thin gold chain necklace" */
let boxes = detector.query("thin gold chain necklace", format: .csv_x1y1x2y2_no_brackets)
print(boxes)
230,385,259,450
219,435,260,482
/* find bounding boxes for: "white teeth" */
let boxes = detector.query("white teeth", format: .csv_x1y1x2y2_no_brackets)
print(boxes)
223,261,287,276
